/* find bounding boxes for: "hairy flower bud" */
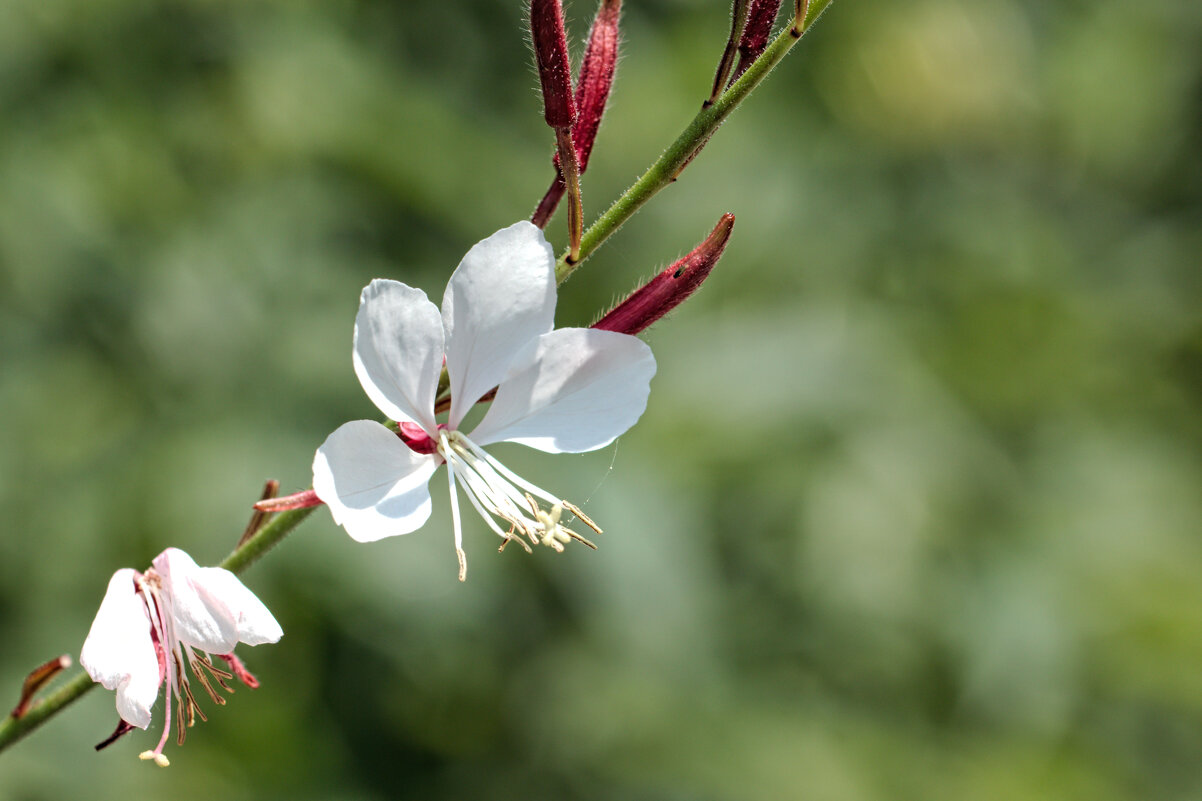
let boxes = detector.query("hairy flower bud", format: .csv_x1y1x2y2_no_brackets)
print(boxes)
254,488,323,512
593,214,734,335
730,0,782,84
530,0,576,128
533,0,622,229
571,0,620,174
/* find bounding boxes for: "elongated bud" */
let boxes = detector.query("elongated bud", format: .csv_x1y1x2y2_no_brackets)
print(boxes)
572,0,620,173
533,0,621,229
593,214,734,335
238,479,280,546
707,0,751,106
254,488,323,513
530,0,576,128
530,0,583,260
10,655,71,719
730,0,782,84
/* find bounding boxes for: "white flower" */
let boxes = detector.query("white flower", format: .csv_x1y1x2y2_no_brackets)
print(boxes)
79,547,282,766
313,221,656,579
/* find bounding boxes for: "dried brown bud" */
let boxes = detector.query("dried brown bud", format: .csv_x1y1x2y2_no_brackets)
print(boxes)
730,0,783,84
793,0,812,33
238,479,280,546
10,655,72,719
593,214,735,336
707,0,751,106
530,0,576,128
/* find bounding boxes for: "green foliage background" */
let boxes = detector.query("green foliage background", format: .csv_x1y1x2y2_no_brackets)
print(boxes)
2,0,1200,798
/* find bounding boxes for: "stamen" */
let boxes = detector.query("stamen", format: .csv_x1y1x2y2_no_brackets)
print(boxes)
137,575,175,760
459,437,562,508
436,429,605,569
188,655,229,705
562,500,603,535
564,528,598,549
442,431,469,582
456,461,529,541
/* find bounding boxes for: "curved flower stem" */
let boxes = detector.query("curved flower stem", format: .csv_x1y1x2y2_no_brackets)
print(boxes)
220,507,316,574
0,506,313,756
554,0,832,283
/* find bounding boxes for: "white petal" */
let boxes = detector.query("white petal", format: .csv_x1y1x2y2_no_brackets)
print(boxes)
442,221,556,429
80,569,160,729
353,279,444,434
154,548,240,654
312,419,439,542
188,567,283,647
470,328,656,453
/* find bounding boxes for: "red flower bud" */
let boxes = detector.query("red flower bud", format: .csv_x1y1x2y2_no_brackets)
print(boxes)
533,0,622,229
572,0,621,174
530,0,576,128
730,0,782,84
593,214,734,336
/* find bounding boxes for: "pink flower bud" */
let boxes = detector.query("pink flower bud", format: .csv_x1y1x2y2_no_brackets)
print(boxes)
593,214,734,336
254,489,323,512
530,0,576,129
571,0,621,173
731,0,782,83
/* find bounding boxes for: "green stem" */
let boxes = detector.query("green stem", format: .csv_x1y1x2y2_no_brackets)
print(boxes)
220,507,315,574
555,0,833,283
0,671,96,754
0,506,313,755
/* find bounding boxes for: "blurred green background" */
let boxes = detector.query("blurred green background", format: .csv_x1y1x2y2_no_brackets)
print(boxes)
2,0,1201,798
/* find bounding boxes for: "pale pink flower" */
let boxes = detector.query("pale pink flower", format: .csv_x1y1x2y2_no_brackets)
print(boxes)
79,547,282,766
